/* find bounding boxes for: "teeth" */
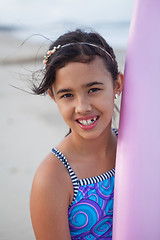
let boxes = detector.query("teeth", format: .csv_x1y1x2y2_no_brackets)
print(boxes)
78,117,97,126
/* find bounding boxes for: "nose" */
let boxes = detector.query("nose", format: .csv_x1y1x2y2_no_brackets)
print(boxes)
75,96,92,114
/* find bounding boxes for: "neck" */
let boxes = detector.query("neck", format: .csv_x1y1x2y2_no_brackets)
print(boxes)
68,124,115,158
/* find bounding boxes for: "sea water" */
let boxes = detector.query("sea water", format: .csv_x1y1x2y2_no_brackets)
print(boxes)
0,0,133,48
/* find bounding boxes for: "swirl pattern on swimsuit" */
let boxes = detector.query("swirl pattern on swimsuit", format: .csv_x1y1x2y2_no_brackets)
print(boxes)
68,176,114,239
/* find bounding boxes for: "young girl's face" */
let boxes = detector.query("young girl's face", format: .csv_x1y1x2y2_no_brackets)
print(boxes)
51,56,117,140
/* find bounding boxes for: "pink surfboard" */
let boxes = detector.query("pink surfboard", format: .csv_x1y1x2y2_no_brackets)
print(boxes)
113,0,160,239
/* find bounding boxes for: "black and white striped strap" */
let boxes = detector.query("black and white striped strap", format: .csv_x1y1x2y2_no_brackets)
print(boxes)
51,148,79,205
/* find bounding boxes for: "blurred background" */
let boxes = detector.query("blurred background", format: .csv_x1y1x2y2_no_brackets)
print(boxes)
0,0,134,239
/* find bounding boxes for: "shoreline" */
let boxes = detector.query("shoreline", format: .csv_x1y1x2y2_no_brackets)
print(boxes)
0,33,48,65
0,32,126,72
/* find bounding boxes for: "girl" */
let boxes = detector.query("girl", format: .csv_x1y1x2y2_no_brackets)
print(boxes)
30,29,123,240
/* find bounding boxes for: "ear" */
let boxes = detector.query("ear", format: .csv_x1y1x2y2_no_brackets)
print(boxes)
48,89,55,102
114,72,124,96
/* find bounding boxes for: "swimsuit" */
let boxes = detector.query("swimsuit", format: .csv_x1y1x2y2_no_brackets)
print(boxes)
51,129,117,239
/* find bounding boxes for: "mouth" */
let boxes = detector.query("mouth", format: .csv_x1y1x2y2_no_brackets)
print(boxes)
77,116,99,126
76,116,99,130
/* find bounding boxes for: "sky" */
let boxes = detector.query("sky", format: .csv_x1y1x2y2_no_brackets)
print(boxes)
0,0,134,27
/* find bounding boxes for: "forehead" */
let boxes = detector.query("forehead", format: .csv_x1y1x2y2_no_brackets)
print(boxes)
54,57,112,87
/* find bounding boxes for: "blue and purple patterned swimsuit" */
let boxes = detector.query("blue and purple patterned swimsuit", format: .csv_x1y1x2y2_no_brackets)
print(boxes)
52,130,117,239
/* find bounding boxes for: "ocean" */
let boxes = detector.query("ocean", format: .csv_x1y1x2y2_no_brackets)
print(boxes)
0,0,134,49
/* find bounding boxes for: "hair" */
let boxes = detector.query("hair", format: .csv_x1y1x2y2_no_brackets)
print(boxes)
32,29,119,95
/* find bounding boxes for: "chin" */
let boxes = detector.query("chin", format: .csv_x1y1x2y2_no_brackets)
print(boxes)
77,128,109,141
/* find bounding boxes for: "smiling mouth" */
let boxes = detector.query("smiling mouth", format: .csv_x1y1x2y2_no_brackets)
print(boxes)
77,116,99,126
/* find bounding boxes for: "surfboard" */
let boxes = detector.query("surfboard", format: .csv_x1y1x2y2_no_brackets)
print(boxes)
113,0,160,239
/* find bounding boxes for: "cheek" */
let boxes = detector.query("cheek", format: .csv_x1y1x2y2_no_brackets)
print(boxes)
57,102,73,122
100,91,115,110
101,102,114,117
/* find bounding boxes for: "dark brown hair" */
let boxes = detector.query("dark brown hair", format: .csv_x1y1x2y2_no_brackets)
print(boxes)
32,29,119,95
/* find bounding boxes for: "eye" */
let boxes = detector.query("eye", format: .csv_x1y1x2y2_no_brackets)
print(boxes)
61,93,73,98
88,88,101,93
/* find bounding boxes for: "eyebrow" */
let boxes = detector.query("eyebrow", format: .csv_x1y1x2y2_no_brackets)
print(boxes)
85,81,104,87
56,81,104,95
56,88,72,95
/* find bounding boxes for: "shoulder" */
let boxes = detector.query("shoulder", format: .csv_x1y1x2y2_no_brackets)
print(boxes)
31,152,73,204
30,152,73,239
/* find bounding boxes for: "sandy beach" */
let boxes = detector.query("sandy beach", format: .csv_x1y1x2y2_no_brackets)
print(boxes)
0,32,126,240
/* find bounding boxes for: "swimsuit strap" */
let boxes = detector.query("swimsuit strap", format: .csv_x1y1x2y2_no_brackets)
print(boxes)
51,147,79,204
78,168,115,186
112,128,118,136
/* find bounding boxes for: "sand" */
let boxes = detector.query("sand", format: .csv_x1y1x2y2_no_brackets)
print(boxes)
0,32,126,240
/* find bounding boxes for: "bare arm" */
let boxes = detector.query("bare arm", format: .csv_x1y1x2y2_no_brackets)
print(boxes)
30,153,72,240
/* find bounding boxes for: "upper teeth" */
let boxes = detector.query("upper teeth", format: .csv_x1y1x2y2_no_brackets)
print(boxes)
78,117,97,126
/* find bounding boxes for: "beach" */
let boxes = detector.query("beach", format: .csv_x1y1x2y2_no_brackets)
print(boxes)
0,32,126,240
